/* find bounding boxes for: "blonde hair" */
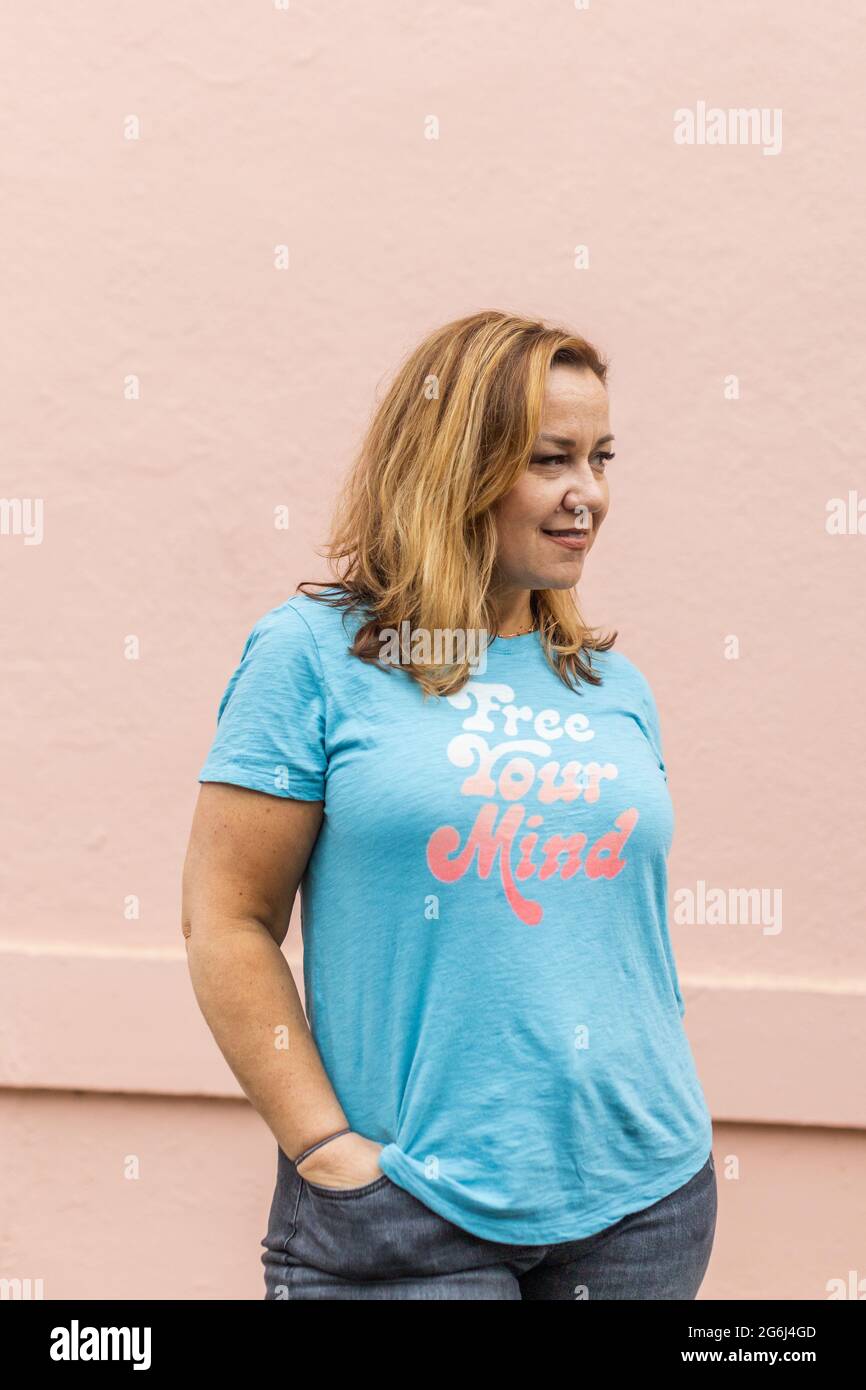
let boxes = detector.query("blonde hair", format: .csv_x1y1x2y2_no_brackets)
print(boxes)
298,309,618,697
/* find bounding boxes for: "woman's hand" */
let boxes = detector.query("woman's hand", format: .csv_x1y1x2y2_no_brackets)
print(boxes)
295,1131,385,1189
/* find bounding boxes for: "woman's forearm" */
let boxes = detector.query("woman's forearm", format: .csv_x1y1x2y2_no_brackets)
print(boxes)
184,915,347,1157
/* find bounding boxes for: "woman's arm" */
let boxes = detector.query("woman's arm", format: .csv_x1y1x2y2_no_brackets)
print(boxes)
181,782,383,1186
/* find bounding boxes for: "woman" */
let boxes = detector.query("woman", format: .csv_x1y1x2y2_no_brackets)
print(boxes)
182,309,717,1300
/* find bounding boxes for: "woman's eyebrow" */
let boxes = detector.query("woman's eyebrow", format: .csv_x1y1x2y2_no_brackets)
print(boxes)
538,432,615,448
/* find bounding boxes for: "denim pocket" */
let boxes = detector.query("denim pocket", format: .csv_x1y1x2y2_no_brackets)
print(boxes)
300,1172,392,1200
290,1170,496,1284
261,1149,304,1255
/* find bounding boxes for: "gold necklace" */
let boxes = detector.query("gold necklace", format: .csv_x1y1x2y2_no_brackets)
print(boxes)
497,623,537,638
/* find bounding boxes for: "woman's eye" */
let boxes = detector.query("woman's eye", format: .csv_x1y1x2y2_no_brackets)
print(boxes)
533,451,616,468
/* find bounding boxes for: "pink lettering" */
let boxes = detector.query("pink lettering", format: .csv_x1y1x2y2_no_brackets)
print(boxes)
426,804,640,924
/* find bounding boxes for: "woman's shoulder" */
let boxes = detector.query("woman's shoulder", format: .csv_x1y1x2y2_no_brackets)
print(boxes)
251,586,362,652
586,645,657,703
584,642,640,678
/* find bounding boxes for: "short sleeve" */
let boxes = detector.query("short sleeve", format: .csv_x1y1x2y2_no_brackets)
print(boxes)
634,671,668,785
198,602,327,801
632,668,683,1016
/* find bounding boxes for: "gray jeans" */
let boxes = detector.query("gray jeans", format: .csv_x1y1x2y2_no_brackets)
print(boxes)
261,1148,717,1300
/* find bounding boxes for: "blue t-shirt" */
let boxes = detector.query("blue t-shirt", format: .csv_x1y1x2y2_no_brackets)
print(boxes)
199,590,713,1244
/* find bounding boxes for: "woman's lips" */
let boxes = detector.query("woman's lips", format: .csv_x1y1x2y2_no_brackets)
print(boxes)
542,529,590,550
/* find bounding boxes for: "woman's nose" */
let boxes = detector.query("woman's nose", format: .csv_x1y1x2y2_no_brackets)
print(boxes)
562,470,605,514
560,496,592,526
560,486,603,527
562,489,598,513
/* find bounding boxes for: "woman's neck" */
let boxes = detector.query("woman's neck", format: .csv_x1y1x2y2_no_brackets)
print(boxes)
490,590,535,638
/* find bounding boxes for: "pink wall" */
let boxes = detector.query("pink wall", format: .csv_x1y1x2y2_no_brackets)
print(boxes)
1,0,864,1300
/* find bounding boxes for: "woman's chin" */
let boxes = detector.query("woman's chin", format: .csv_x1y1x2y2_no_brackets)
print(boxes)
531,568,584,592
543,556,586,585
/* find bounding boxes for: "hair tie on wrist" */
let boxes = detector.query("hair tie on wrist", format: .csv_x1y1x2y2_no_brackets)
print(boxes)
292,1127,352,1167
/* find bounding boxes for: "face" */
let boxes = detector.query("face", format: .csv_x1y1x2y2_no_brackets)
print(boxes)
491,364,613,596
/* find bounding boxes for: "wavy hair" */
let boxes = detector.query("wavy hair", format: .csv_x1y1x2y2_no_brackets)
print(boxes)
297,309,618,698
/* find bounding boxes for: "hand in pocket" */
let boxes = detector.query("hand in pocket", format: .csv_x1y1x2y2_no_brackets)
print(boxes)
294,1131,385,1190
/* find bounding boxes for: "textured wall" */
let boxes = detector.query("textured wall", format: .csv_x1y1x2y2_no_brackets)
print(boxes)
1,0,864,1300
